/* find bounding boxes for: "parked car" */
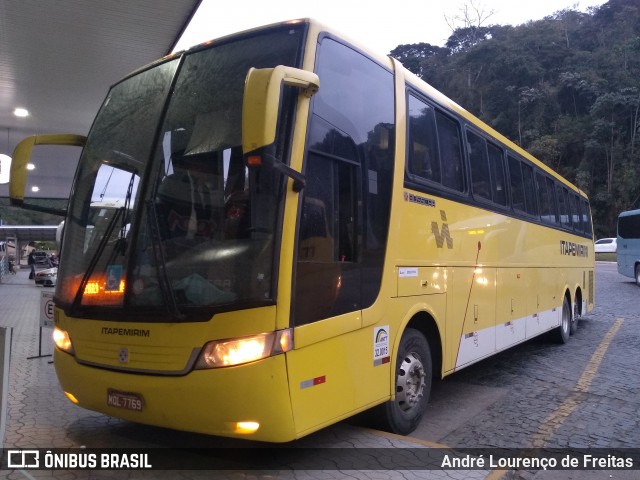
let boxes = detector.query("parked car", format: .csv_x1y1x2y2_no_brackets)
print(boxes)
32,251,52,265
595,238,617,253
34,267,57,286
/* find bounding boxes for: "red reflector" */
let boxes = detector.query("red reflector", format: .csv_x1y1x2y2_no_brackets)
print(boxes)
246,155,262,167
300,375,327,389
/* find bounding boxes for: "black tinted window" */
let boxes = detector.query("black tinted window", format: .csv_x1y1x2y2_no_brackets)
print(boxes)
537,173,555,224
557,185,571,228
436,112,464,192
487,142,507,205
407,95,464,193
508,155,525,212
618,213,640,239
582,200,593,235
408,97,440,183
468,131,491,201
295,38,395,325
521,162,537,216
572,194,583,232
508,155,537,215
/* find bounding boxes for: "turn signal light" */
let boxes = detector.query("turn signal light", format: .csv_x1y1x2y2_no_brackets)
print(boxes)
245,155,263,167
53,327,74,354
64,391,79,404
234,421,260,434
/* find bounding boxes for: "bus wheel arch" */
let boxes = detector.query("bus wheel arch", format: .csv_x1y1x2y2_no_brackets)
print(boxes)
404,312,442,379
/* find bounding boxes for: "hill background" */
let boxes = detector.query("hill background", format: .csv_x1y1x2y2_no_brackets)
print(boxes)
390,0,639,238
2,0,638,239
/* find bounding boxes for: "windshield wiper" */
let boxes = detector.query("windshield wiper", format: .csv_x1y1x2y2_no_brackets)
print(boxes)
145,200,185,320
70,206,124,312
70,169,138,313
114,172,137,256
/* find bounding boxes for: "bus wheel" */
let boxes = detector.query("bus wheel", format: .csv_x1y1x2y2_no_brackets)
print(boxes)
570,301,579,335
381,328,432,435
635,265,640,287
553,296,571,344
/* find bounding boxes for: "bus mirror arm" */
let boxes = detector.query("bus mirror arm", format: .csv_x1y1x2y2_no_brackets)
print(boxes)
247,146,306,192
265,152,306,193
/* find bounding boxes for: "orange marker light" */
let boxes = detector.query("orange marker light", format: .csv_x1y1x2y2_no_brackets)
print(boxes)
246,155,263,167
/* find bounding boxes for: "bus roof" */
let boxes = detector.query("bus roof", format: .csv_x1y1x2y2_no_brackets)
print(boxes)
618,209,640,218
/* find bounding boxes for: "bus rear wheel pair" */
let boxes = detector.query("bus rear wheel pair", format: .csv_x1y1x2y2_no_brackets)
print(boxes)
553,296,574,344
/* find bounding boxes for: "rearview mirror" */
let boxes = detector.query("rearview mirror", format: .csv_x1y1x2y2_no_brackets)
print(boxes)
242,66,319,192
242,65,319,154
10,134,86,216
0,154,11,184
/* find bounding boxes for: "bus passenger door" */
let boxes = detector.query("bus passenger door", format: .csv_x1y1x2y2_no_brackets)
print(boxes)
286,134,392,435
286,149,365,435
285,34,396,436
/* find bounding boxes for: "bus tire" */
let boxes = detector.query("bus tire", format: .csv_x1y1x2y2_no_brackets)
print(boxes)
553,296,571,344
635,264,640,287
570,300,579,335
380,328,432,435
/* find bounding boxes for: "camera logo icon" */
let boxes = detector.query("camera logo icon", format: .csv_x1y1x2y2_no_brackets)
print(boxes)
7,450,40,468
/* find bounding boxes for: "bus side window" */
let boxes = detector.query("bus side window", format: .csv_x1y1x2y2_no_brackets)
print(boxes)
582,199,593,236
294,150,360,325
435,111,464,192
546,177,559,224
295,37,394,326
572,194,583,232
407,96,440,183
507,155,537,216
521,162,537,216
537,173,555,224
298,152,358,263
487,142,507,206
567,190,576,229
508,155,525,212
556,184,571,229
467,130,491,201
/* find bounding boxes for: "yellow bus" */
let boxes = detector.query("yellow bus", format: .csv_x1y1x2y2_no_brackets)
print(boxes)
10,19,594,442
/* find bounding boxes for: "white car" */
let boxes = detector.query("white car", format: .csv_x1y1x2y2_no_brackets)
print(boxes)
34,267,57,287
594,238,617,253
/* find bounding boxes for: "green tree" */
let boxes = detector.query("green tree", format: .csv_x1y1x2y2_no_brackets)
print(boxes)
390,0,640,235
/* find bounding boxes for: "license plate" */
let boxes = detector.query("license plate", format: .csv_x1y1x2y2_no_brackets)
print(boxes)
107,389,144,412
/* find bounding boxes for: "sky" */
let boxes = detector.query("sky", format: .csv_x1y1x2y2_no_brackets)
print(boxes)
173,0,608,57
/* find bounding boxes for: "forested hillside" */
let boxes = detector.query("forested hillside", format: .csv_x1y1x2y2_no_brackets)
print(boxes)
390,0,640,237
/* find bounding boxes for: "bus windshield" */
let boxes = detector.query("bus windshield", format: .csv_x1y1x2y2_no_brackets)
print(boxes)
57,25,305,320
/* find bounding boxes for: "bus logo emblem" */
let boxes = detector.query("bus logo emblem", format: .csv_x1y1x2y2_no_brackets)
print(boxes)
431,210,454,249
118,347,129,364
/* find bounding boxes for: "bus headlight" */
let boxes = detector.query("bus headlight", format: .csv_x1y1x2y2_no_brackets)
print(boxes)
195,329,293,369
53,327,74,354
